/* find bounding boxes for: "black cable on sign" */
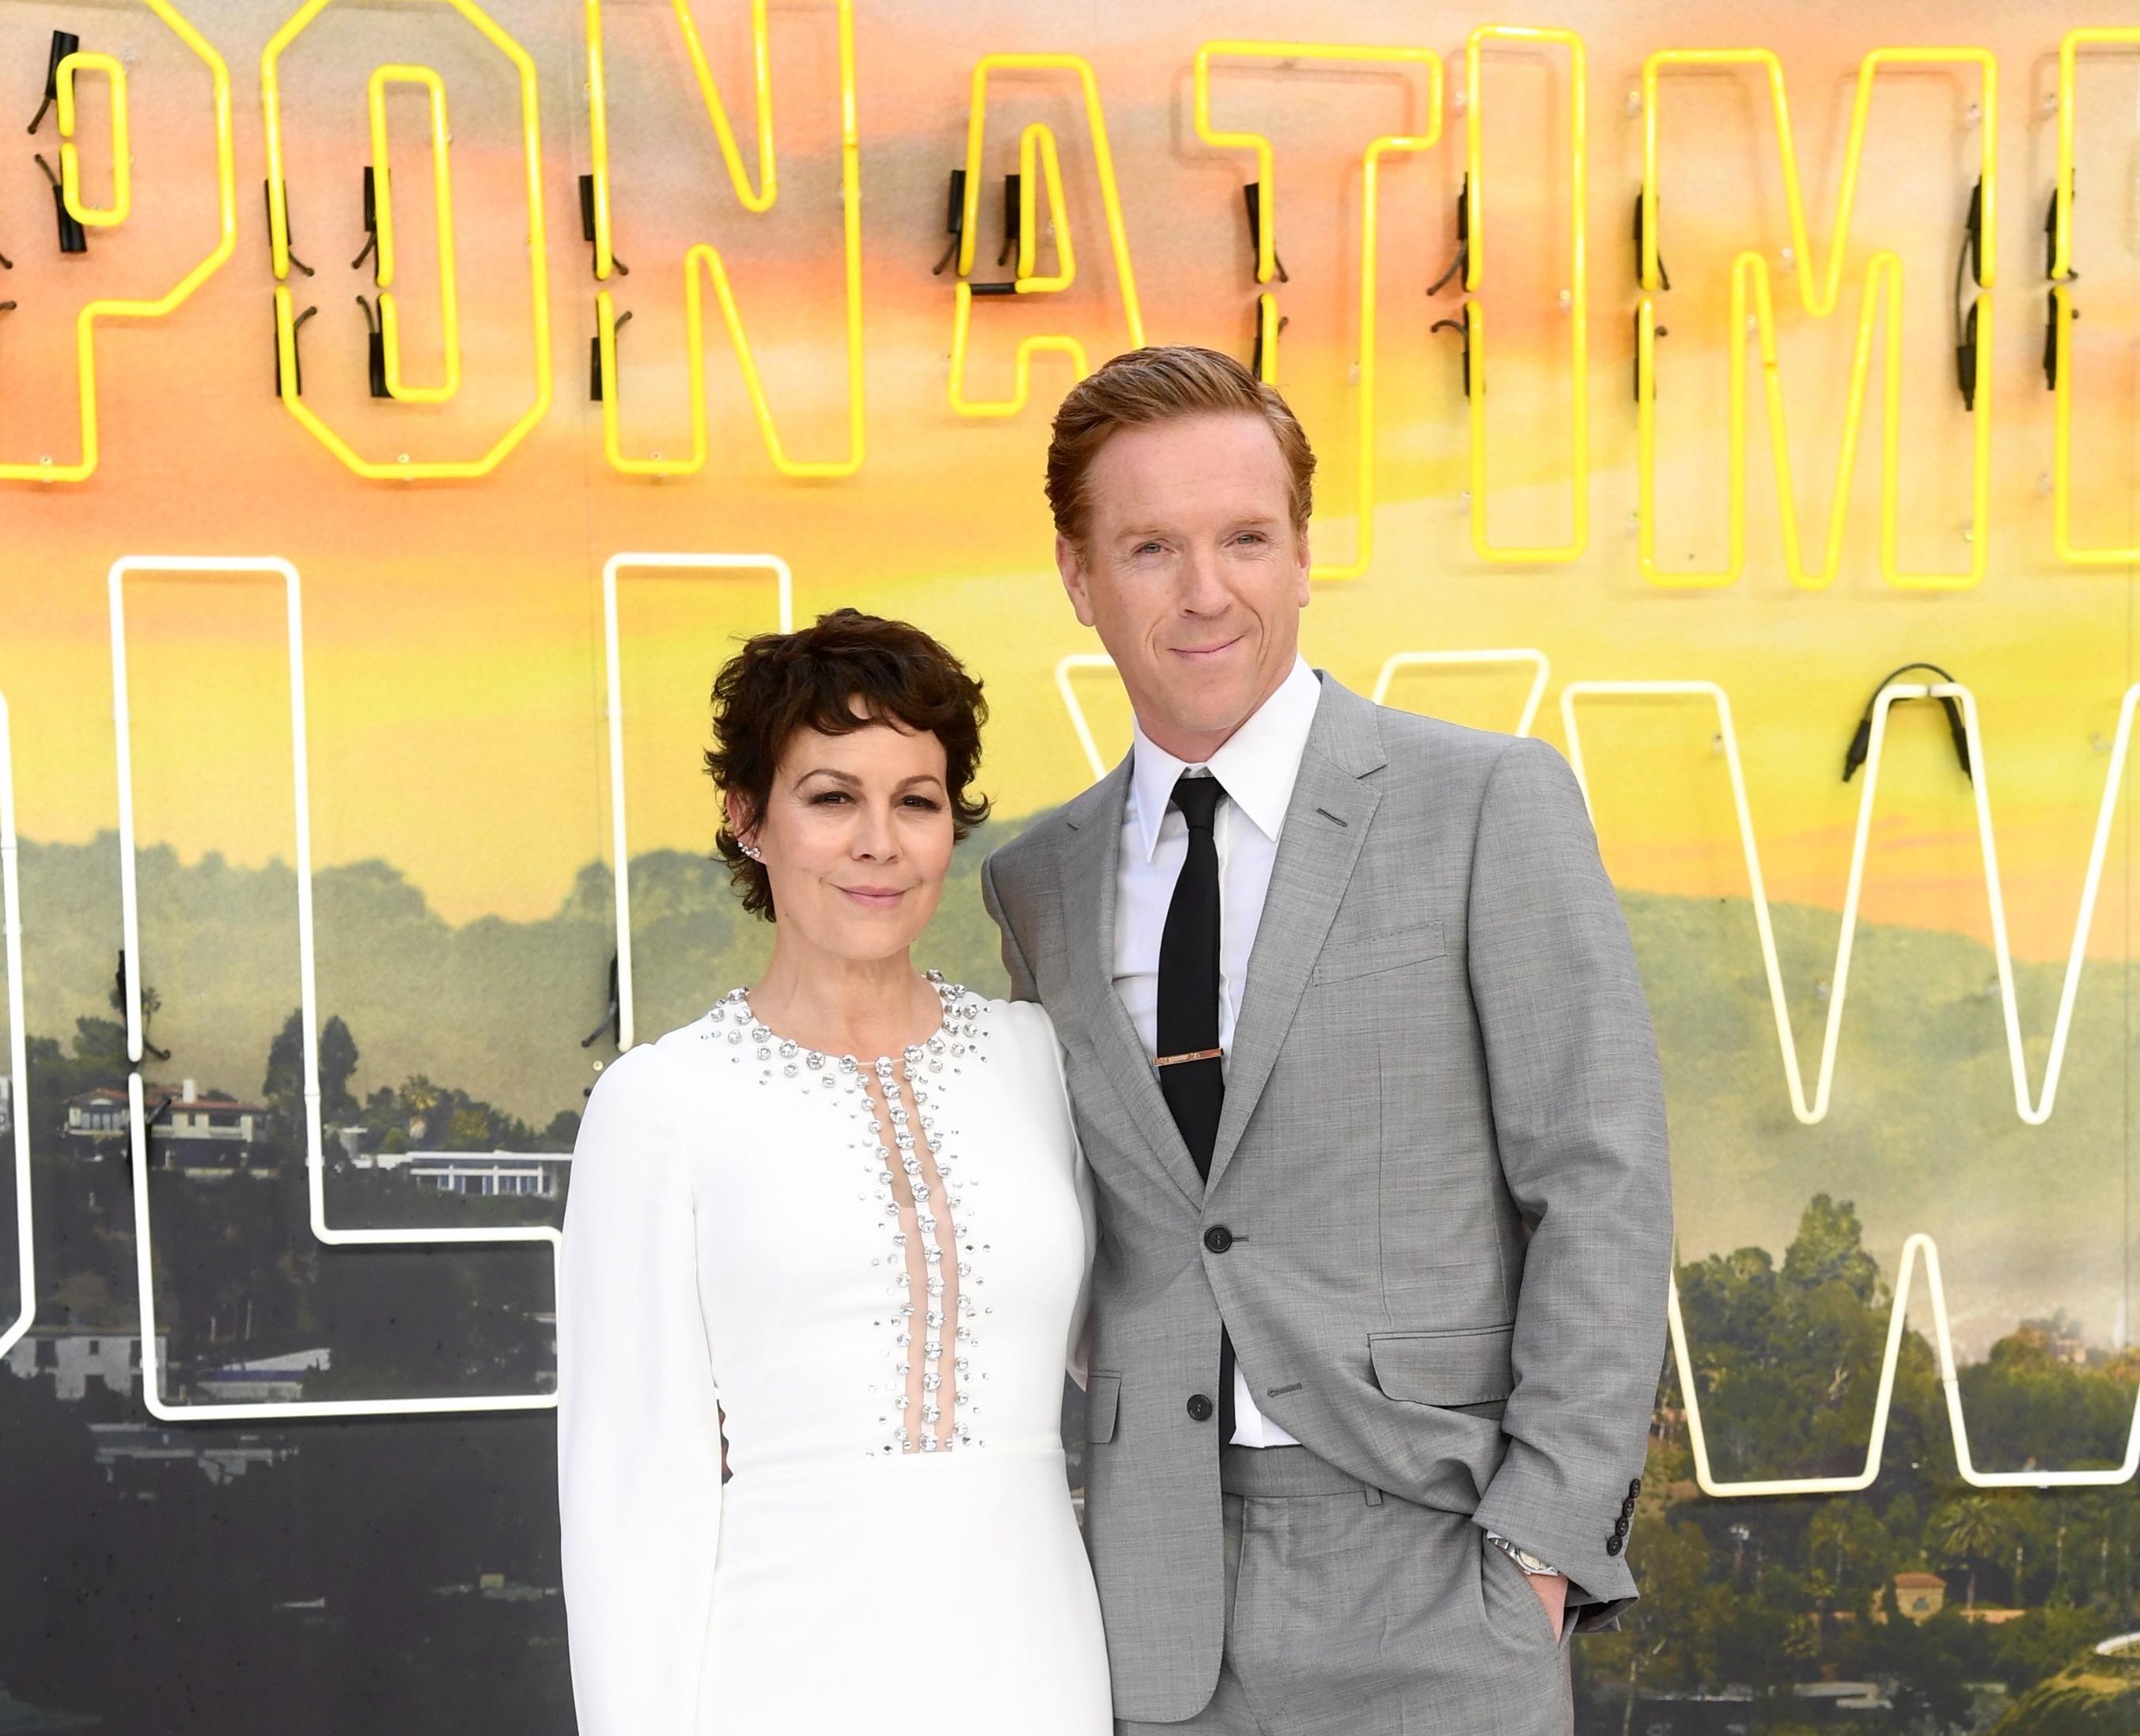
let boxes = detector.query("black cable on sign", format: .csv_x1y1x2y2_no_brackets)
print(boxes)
275,299,317,397
2042,176,2075,392
578,174,630,279
998,172,1021,268
1242,182,1287,283
1430,316,1471,400
141,1093,175,1162
1249,307,1286,380
1953,176,1983,411
1632,191,1668,403
25,31,79,135
264,180,315,276
1426,174,1467,298
115,951,171,1063
1841,663,1972,786
589,309,631,402
352,168,379,275
34,153,86,254
582,954,621,1051
931,169,967,276
1634,190,1670,292
355,294,388,398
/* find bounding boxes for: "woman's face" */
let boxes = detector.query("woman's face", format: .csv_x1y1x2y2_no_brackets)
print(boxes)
732,716,956,962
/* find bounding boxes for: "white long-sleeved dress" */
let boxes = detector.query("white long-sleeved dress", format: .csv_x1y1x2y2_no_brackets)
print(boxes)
557,975,1112,1735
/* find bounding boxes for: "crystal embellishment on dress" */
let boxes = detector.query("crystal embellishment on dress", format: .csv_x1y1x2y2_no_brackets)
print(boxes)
724,974,988,1455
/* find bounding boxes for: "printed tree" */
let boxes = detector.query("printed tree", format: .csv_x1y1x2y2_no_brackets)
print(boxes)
1930,1495,2011,1612
263,1008,362,1136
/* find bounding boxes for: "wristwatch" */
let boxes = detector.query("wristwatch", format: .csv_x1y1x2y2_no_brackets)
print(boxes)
1484,1532,1559,1576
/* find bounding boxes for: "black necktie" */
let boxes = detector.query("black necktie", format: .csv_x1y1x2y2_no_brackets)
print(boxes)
1156,772,1235,1438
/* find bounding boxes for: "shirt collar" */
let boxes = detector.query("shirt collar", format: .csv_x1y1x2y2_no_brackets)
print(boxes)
1126,658,1322,863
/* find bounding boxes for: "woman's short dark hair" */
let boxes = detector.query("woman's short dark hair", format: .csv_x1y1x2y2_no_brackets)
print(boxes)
705,608,990,919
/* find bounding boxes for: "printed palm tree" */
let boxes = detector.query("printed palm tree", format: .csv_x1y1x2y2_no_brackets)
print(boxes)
398,1076,441,1143
108,961,169,1061
1929,1495,2009,1612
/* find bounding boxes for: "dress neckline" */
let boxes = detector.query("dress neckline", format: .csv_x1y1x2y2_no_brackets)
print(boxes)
713,970,980,1076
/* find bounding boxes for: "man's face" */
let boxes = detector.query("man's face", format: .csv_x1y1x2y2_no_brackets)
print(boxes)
1057,411,1312,764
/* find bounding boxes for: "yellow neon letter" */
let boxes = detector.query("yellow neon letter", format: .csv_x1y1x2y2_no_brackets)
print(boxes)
1193,40,1444,582
1,2,235,485
2049,29,2140,567
585,0,864,479
1460,26,1586,564
263,0,552,481
1638,48,1996,590
368,64,460,404
57,51,131,226
946,54,1143,419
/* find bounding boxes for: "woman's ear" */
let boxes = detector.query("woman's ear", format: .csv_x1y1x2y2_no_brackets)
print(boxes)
724,790,759,855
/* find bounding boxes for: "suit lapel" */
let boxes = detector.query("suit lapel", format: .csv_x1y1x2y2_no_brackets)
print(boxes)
1056,760,1207,1208
1205,680,1387,1195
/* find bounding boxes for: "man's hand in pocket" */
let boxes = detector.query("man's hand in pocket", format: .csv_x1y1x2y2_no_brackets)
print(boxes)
1527,1571,1569,1639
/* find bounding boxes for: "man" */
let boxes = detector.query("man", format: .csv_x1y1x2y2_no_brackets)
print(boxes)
982,346,1672,1735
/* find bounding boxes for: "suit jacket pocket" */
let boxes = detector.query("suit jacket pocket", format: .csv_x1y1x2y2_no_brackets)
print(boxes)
1086,1370,1121,1442
1312,919,1445,985
1368,1325,1513,1408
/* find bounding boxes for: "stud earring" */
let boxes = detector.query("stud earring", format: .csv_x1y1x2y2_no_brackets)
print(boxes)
740,843,763,862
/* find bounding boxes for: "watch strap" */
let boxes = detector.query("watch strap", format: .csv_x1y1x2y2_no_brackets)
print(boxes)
1484,1531,1559,1577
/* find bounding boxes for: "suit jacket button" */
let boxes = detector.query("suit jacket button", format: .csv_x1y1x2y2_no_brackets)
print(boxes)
1203,1226,1233,1254
1605,1534,1623,1556
1621,1495,1638,1516
1615,1515,1630,1537
1187,1393,1214,1422
1628,1477,1642,1496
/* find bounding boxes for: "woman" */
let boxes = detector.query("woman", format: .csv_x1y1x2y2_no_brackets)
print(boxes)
557,608,1111,1734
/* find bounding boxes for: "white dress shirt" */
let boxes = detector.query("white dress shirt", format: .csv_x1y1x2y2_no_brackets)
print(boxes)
1113,655,1322,1446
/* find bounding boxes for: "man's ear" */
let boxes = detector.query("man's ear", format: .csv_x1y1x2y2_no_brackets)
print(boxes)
1057,533,1098,629
1293,523,1312,607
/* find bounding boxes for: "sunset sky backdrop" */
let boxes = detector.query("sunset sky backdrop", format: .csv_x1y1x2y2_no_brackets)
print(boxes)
0,0,2134,944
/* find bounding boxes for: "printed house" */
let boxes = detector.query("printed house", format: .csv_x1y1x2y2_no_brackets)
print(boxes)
1892,1571,1947,1622
3,1326,166,1401
194,1347,332,1404
66,1079,270,1167
351,1143,570,1198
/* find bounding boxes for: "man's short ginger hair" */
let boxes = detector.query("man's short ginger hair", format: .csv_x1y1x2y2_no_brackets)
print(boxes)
1044,346,1316,551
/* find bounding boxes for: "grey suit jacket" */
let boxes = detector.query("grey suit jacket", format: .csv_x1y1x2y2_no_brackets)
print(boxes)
981,674,1672,1723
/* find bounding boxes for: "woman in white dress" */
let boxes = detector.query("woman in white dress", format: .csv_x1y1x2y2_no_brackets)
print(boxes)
557,608,1112,1735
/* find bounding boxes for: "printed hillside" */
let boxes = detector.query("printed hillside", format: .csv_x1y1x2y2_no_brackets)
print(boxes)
6,821,2134,1356
7,823,1021,1131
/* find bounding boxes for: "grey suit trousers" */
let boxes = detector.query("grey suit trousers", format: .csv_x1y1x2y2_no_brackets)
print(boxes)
1115,1445,1571,1736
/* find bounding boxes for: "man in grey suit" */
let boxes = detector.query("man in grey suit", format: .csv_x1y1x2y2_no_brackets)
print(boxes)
981,347,1673,1734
